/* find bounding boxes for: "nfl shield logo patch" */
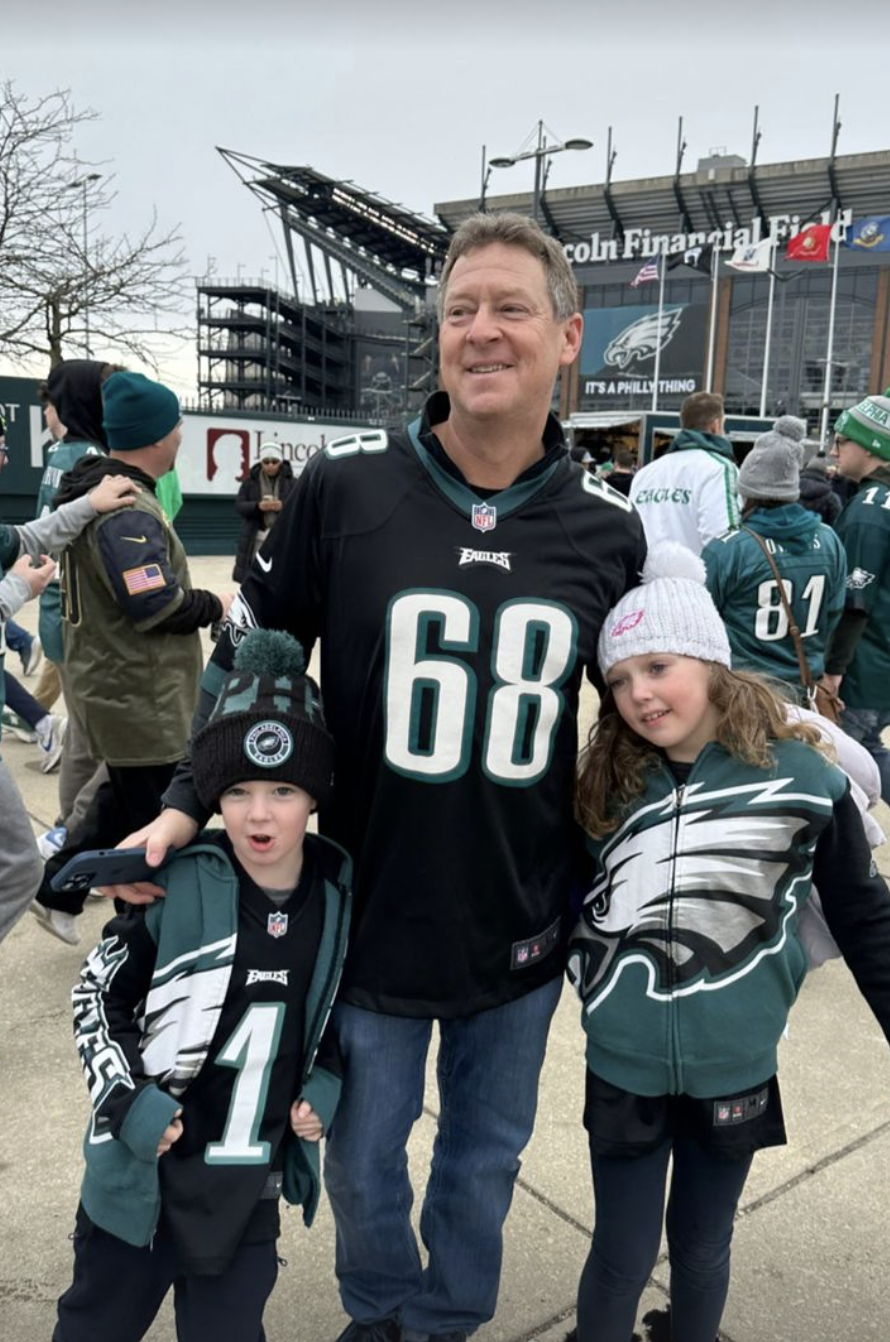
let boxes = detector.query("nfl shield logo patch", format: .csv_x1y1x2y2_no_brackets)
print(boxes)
267,911,288,938
472,502,497,533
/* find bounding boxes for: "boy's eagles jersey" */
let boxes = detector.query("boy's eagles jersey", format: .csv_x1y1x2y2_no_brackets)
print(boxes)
702,506,847,684
834,464,890,708
194,396,646,1018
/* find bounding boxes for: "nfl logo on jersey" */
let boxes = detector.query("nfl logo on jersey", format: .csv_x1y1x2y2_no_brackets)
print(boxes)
472,503,497,533
267,911,289,938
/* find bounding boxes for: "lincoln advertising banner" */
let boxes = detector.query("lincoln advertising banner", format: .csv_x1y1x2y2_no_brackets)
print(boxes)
0,376,367,498
177,413,363,495
579,302,709,405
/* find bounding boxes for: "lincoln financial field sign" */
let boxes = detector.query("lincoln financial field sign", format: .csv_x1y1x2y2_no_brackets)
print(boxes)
563,208,854,266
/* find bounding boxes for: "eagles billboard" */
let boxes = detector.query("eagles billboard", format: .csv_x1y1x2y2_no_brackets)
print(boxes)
579,303,709,406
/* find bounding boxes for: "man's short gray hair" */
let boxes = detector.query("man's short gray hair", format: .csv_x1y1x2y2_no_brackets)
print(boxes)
437,212,580,323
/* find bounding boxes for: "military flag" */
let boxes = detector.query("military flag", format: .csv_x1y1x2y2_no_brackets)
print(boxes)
786,225,832,262
843,216,890,252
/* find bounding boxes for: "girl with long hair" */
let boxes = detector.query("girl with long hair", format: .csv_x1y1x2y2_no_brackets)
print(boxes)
569,543,890,1342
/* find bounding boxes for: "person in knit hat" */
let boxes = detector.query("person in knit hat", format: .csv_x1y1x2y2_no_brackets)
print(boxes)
232,440,295,584
824,387,890,801
701,415,847,698
569,541,890,1342
192,627,334,813
54,626,351,1342
31,372,236,942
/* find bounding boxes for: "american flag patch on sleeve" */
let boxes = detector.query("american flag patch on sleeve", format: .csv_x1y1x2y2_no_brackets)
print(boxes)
122,564,166,595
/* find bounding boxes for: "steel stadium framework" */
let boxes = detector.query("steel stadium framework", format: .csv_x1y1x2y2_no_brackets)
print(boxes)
198,120,890,428
196,150,450,419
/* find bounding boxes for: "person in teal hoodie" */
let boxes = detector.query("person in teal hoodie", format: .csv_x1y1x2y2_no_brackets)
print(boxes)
569,543,890,1342
54,630,350,1342
702,415,847,698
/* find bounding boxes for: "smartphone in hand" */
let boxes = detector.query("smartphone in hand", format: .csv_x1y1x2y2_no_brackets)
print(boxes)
50,847,172,893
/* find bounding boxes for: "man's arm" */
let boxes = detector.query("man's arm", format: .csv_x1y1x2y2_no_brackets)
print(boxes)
696,460,741,551
815,786,890,1045
95,510,229,636
14,475,138,557
0,555,55,622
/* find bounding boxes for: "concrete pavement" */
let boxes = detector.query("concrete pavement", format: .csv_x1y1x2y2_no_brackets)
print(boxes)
1,555,889,1341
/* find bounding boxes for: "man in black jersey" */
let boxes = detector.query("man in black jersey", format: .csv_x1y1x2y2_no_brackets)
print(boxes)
112,213,646,1342
54,630,350,1342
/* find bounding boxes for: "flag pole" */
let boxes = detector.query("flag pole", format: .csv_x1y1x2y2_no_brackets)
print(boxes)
819,226,842,446
705,243,720,389
651,244,666,411
759,236,777,418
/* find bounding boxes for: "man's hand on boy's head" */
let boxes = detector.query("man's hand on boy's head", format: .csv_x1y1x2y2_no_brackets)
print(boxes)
157,1110,183,1157
290,1098,323,1142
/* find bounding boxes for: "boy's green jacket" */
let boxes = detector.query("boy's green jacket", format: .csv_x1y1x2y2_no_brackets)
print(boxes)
74,833,352,1247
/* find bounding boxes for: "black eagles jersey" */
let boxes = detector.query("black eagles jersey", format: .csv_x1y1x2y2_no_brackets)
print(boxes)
157,846,322,1273
182,397,646,1018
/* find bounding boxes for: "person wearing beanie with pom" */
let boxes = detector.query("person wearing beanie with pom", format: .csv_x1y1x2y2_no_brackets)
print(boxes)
629,390,740,554
568,542,890,1342
33,371,237,935
54,629,351,1342
824,388,890,802
701,415,847,700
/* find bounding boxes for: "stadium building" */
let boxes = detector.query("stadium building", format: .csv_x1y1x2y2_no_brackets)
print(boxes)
199,139,890,439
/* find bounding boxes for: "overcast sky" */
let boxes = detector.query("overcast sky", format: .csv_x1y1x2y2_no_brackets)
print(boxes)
3,1,889,396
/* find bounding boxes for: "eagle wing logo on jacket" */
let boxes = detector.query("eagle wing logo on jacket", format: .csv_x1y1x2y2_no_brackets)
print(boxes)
604,308,683,372
568,783,815,1009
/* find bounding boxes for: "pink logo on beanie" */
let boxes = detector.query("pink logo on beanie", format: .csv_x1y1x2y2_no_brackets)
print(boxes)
611,609,645,638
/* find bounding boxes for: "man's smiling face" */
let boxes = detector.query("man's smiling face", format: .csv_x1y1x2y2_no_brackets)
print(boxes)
437,242,581,430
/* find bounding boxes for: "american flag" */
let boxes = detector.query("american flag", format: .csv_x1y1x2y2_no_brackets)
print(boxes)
122,563,166,595
629,257,660,287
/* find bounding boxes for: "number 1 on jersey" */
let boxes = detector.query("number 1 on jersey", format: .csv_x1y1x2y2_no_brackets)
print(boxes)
205,1003,284,1165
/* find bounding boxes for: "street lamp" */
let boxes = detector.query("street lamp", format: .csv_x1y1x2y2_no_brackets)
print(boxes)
67,172,101,355
488,121,593,222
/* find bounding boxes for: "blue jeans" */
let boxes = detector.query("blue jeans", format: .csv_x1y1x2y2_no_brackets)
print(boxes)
840,706,890,806
4,618,33,658
324,977,562,1336
577,1135,753,1342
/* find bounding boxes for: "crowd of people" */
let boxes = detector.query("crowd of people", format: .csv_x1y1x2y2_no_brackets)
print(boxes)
2,211,890,1342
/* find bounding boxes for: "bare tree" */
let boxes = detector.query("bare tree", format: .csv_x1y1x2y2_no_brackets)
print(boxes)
0,80,191,369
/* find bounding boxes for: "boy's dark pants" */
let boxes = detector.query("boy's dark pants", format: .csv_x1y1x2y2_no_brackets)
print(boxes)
54,1208,278,1342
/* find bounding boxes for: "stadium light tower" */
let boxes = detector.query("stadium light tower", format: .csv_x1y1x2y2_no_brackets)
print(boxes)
488,121,593,223
67,172,101,355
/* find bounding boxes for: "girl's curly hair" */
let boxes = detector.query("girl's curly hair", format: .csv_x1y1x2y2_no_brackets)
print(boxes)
576,663,826,838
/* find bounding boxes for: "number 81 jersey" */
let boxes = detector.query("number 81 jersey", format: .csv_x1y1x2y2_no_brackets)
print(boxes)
231,401,646,1017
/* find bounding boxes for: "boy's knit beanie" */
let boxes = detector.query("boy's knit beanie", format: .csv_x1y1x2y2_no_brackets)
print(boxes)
192,630,334,813
738,416,806,501
102,371,181,451
598,542,732,678
834,387,890,462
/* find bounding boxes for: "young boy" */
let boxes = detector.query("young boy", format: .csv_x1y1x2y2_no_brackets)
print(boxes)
54,629,351,1342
